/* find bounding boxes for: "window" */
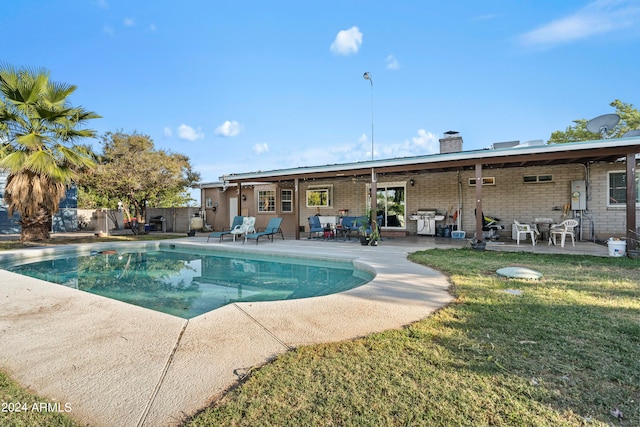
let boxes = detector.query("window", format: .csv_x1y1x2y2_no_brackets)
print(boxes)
306,185,332,208
281,189,293,212
205,198,213,208
523,174,553,183
468,177,495,186
608,170,640,206
258,190,276,212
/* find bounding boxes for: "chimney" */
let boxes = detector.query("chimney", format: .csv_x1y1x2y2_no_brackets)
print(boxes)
439,130,463,154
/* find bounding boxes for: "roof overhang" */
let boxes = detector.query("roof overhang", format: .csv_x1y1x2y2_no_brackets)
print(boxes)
220,137,640,183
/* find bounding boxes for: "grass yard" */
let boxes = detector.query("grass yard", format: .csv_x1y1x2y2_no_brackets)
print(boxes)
1,248,638,426
186,249,639,426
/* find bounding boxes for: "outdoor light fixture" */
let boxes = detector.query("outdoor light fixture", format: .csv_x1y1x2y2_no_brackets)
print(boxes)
410,179,415,186
242,194,247,201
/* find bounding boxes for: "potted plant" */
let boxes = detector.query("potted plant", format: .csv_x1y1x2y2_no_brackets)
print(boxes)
358,216,380,246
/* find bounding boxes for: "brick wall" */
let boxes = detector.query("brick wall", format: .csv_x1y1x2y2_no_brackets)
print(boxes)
203,161,639,240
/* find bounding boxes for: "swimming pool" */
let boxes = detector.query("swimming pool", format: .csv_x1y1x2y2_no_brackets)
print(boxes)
1,246,373,319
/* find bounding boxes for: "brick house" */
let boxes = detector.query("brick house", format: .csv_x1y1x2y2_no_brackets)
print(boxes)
198,134,640,245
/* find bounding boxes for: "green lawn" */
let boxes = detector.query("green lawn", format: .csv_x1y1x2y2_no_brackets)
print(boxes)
186,249,639,426
1,248,638,426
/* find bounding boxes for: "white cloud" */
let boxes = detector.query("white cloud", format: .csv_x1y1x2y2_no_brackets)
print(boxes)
253,143,269,155
330,26,363,56
163,127,172,138
124,18,135,27
149,23,156,31
103,25,114,37
288,129,436,167
385,54,399,70
520,0,640,47
177,124,204,141
375,129,439,159
96,0,109,9
214,120,242,137
411,129,438,151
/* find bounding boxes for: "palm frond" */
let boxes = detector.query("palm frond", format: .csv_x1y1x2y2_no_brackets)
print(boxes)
15,132,47,150
0,150,28,170
23,149,59,176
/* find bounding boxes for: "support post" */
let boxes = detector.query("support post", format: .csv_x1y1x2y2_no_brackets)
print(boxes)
475,164,483,241
295,178,300,240
626,153,637,248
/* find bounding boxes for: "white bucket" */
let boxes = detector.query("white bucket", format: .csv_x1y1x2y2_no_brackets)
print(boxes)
607,239,626,257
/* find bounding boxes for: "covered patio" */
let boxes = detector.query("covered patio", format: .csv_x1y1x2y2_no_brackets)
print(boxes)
216,137,639,249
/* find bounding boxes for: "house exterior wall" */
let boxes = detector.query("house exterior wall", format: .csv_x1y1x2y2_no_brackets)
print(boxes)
201,183,300,235
204,160,639,240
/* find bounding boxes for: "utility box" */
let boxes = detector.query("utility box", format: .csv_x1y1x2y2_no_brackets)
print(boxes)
571,180,586,211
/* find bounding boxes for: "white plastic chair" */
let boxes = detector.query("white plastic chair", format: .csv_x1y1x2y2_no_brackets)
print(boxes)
514,220,539,246
230,216,256,242
548,219,578,247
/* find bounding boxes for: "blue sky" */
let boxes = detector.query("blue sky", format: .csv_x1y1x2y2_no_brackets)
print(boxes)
3,0,640,190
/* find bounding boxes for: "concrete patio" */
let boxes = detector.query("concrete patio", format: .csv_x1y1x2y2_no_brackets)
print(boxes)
0,235,611,426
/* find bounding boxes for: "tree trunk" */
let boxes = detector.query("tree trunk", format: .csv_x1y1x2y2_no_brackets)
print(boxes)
21,221,51,241
18,207,52,242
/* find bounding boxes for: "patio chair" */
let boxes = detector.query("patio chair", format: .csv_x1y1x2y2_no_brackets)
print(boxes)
207,215,244,242
514,220,539,246
230,216,256,242
244,217,284,244
308,216,324,239
549,219,579,247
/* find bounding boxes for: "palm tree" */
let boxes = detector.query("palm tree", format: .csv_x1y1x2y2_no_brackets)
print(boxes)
0,64,100,241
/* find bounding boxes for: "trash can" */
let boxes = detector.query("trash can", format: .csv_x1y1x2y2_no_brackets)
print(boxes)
607,239,626,257
144,224,150,233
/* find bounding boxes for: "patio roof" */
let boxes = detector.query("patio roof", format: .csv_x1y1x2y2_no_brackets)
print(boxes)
220,137,640,183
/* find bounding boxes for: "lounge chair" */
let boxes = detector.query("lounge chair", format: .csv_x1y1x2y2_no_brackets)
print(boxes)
230,216,256,241
207,216,244,242
244,217,284,244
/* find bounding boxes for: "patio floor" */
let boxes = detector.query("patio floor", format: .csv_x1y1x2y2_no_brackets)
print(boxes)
0,234,611,426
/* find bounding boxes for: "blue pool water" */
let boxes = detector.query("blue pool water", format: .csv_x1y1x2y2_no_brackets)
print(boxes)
3,248,373,319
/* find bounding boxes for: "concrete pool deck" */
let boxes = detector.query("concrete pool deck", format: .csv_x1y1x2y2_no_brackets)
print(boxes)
0,237,460,426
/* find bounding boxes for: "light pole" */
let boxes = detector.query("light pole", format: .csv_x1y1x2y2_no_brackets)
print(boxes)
363,72,374,161
363,72,377,227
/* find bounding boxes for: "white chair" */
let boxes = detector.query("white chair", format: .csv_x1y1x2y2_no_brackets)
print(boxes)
514,220,538,246
549,219,578,247
230,216,256,242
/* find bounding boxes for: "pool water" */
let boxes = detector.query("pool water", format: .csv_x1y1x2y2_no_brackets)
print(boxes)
3,249,373,319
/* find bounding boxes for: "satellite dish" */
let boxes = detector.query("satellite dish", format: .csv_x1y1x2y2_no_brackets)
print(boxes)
622,129,640,138
586,114,620,139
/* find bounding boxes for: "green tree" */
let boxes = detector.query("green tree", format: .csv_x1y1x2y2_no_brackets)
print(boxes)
0,64,99,241
79,131,200,227
549,99,640,143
